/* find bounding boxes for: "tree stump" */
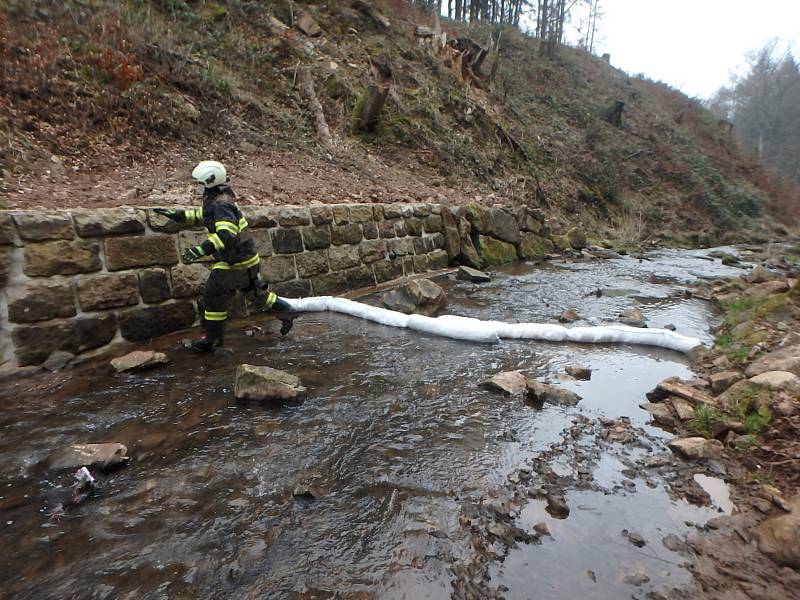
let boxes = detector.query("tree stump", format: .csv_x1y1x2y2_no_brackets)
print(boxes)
351,85,389,132
605,100,625,126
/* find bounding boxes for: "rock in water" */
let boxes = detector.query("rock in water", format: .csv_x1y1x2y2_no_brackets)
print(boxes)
558,308,580,323
481,370,528,397
456,266,491,283
753,495,800,569
47,443,129,471
526,380,582,406
667,437,723,460
619,307,646,327
565,366,592,380
381,278,447,316
111,350,169,373
234,364,306,401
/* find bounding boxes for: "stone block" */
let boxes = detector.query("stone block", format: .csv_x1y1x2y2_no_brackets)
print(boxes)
465,204,492,233
140,268,171,303
362,221,379,240
77,274,139,310
302,225,332,249
428,249,449,270
332,205,350,225
118,302,196,342
516,206,543,234
13,212,75,241
145,209,184,233
171,263,209,298
389,237,415,257
372,206,385,221
431,233,445,249
385,205,404,219
296,249,330,277
272,278,312,298
431,205,442,215
373,259,404,283
105,235,178,271
24,240,101,277
349,204,374,223
413,236,435,255
8,282,76,323
412,204,431,217
249,229,274,257
403,256,415,275
360,240,387,263
0,247,13,286
412,254,429,273
331,224,363,245
347,265,375,289
0,213,18,245
401,205,414,218
244,206,279,228
262,255,296,283
312,271,349,295
271,228,304,254
478,235,518,266
489,208,521,245
73,208,145,237
13,314,117,366
519,232,555,258
404,217,422,236
423,214,443,233
378,219,397,239
442,209,461,260
278,206,311,226
310,205,333,225
394,219,407,237
329,245,361,271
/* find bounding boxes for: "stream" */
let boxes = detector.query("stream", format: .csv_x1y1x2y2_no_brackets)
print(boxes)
0,248,748,599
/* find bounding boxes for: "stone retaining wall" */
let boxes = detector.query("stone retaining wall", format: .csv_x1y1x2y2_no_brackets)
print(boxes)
0,203,567,368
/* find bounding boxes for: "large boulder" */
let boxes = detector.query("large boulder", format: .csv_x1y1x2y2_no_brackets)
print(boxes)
111,350,169,373
752,494,800,569
667,437,723,460
234,364,306,401
381,279,446,316
746,345,800,377
748,371,800,395
457,217,483,269
46,443,129,471
477,235,517,266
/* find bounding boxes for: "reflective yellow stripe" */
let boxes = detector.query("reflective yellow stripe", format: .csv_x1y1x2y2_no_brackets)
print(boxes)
215,221,239,235
233,254,260,269
186,208,202,225
212,261,231,270
208,233,225,251
265,291,277,309
204,310,228,321
238,217,248,231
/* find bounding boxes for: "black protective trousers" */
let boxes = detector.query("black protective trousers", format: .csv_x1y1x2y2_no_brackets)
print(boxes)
201,266,290,341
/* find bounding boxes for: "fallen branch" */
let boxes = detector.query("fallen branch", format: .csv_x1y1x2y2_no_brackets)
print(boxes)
298,67,334,151
352,0,390,29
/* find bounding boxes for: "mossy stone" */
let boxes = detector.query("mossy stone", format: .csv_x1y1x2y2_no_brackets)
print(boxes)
478,235,518,266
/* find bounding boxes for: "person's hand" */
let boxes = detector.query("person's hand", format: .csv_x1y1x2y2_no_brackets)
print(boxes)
181,246,205,264
154,208,180,221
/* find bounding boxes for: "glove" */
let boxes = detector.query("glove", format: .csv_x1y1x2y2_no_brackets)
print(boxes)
154,208,181,221
181,245,205,264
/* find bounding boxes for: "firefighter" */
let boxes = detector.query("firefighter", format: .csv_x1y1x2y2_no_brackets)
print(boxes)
155,160,295,352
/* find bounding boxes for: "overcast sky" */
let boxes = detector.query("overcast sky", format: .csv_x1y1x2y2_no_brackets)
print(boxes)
589,0,800,99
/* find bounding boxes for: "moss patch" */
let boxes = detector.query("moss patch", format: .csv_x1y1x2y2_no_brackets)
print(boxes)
477,235,518,266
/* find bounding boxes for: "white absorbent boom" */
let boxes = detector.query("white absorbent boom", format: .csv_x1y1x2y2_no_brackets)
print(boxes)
286,296,703,353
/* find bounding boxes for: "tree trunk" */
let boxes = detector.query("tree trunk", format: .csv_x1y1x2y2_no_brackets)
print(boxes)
605,100,625,127
352,85,389,133
298,68,334,151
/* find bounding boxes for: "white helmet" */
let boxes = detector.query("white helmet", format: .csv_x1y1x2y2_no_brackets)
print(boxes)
191,160,227,188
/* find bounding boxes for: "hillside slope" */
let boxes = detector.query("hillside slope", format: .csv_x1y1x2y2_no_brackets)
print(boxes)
0,0,790,245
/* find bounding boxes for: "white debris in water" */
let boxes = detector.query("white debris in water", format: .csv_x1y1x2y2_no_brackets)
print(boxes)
286,296,703,353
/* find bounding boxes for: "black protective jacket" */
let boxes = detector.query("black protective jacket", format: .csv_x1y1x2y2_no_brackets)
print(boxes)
181,185,258,268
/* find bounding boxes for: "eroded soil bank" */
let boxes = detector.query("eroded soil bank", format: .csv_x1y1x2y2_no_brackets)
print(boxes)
1,245,798,599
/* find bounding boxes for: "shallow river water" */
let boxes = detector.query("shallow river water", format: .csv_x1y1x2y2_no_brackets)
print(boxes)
0,248,747,599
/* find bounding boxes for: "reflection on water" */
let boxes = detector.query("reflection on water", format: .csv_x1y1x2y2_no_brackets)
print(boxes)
0,249,732,597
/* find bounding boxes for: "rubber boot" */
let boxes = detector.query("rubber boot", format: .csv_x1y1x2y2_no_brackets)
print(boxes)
191,320,225,352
